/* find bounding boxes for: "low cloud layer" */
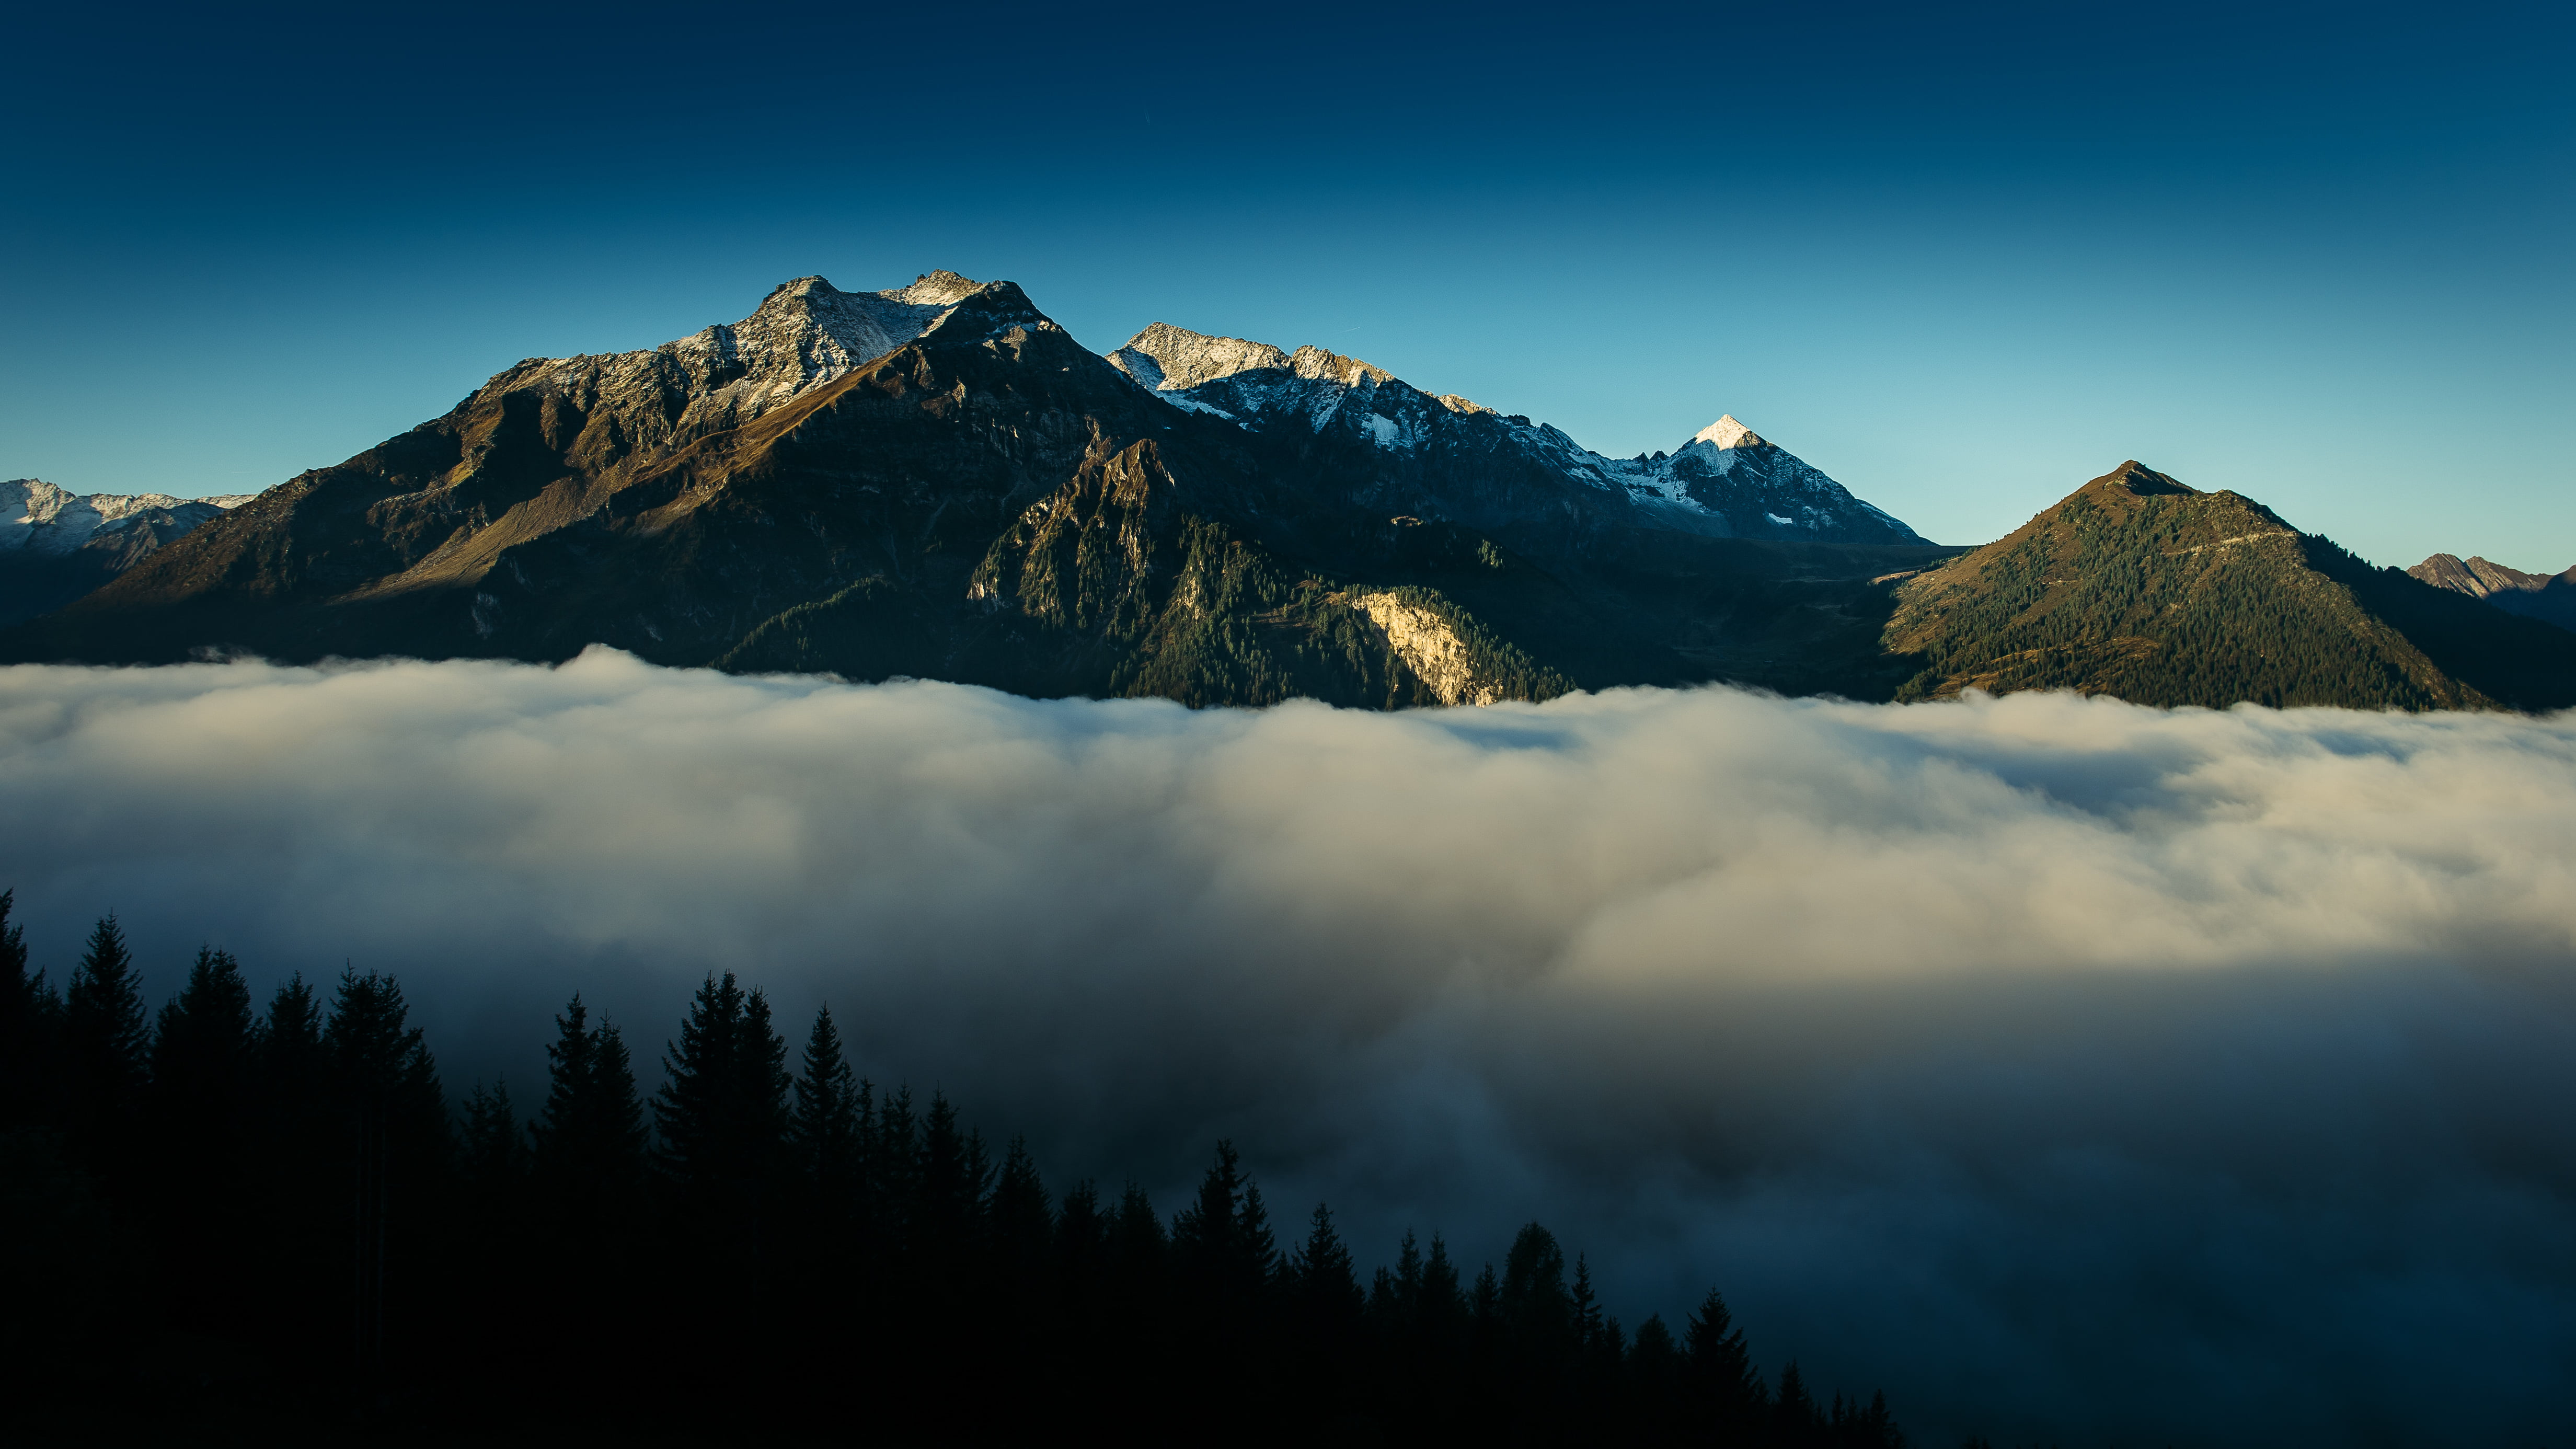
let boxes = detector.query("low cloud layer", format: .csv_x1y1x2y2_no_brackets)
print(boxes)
4,650,2572,1444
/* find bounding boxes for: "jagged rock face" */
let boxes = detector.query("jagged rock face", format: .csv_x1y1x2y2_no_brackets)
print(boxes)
1107,327,1927,546
1884,463,2576,710
2409,553,2576,633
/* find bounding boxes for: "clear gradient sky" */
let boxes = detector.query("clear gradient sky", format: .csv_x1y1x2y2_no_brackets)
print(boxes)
5,1,2569,568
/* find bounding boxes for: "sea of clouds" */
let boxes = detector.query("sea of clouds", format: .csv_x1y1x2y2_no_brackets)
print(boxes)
3,648,2571,1444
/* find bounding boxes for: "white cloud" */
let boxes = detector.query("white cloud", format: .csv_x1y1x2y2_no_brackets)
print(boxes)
4,648,2572,1443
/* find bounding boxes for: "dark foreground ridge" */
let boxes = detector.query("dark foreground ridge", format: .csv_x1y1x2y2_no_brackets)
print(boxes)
0,891,1926,1446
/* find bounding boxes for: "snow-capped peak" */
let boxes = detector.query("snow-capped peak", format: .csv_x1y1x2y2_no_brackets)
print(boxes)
1692,415,1766,450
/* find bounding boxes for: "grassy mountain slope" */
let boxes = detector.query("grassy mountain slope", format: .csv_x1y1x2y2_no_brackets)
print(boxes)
1885,462,2576,710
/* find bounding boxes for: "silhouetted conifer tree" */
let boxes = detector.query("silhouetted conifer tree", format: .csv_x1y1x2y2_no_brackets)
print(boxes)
653,972,788,1233
1572,1253,1625,1420
1572,1251,1605,1348
989,1135,1053,1287
1375,1229,1424,1323
1292,1202,1363,1321
152,948,252,1108
531,995,646,1230
1686,1286,1772,1441
1288,1202,1364,1422
325,969,448,1153
1503,1222,1576,1359
61,914,146,1181
1056,1178,1106,1311
913,1092,992,1331
323,968,450,1377
1109,1180,1167,1282
0,890,59,1131
1173,1140,1277,1301
985,1135,1053,1421
244,973,336,1350
1823,1388,1901,1448
459,1080,528,1197
1775,1360,1826,1447
1630,1313,1685,1435
786,1004,870,1274
1105,1181,1170,1381
147,947,256,1329
453,1076,536,1389
1419,1230,1456,1296
652,970,788,1394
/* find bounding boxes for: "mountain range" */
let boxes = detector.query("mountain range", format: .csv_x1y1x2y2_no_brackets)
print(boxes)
2,480,252,627
3,271,2570,712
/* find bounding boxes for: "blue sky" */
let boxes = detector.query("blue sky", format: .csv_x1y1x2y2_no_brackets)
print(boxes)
5,1,2569,567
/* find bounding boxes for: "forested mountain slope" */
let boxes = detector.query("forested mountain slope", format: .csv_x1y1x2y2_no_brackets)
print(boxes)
1884,463,2576,710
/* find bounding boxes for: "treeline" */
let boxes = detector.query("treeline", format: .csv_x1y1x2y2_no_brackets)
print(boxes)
0,893,1911,1445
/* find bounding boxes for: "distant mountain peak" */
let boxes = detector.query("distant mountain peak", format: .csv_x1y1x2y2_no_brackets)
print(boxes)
2410,553,2547,600
5,478,247,556
2408,553,2576,635
2094,461,2200,498
1692,415,1764,450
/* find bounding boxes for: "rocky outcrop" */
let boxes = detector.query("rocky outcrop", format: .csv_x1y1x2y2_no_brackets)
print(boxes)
1342,590,1502,706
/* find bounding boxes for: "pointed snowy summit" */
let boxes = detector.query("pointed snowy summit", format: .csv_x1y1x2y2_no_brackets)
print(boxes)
1692,415,1765,450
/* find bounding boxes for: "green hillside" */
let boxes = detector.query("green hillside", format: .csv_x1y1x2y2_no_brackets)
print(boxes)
1884,462,2576,711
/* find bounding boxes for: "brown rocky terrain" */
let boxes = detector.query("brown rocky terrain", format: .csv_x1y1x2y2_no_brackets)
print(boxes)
1,272,1951,706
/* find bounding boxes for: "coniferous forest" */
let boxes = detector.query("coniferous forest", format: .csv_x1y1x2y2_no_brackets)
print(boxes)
0,892,1925,1446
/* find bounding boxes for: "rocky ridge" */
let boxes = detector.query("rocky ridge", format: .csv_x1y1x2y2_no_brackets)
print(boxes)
1107,325,1924,545
2408,553,2576,634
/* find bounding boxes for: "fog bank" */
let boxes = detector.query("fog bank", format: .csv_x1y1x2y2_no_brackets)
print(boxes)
3,649,2571,1445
